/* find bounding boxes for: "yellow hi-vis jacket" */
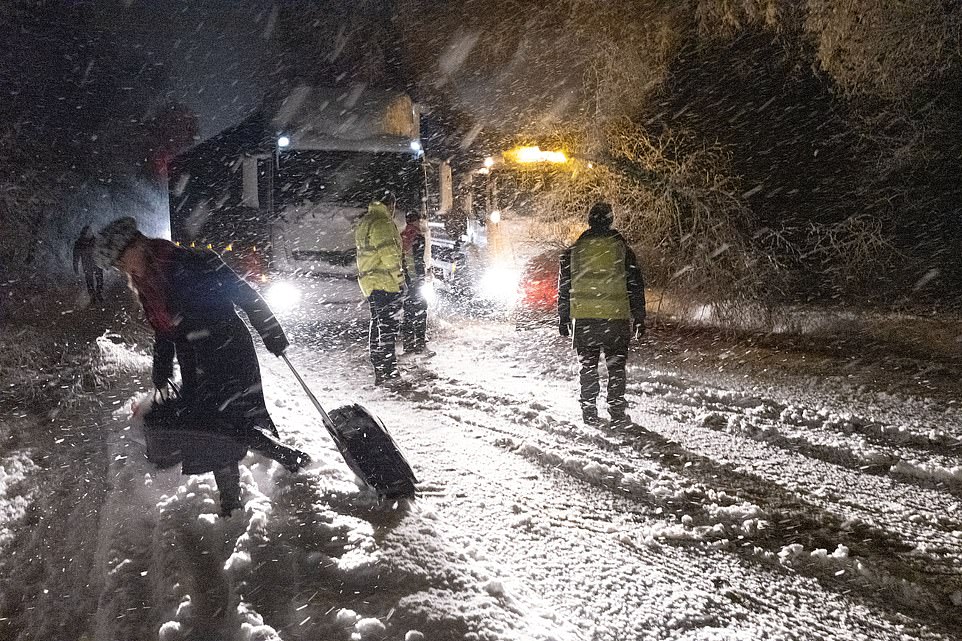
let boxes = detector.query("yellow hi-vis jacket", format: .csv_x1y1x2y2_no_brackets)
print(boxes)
569,235,631,319
355,201,404,297
559,228,646,325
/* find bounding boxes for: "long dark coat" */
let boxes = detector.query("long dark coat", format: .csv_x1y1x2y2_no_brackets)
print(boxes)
144,242,289,473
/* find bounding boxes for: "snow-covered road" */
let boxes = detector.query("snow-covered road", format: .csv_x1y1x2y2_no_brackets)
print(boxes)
2,313,961,640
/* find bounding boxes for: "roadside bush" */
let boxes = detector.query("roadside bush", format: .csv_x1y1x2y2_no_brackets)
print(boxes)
0,306,151,414
0,327,51,409
531,120,790,324
808,215,905,299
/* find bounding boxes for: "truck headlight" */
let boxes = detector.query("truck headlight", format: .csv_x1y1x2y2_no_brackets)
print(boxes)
264,281,302,312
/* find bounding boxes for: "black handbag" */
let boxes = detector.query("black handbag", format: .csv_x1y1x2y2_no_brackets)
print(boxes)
142,383,247,474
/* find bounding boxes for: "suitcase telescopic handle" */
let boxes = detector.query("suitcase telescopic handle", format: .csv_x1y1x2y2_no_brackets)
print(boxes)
281,354,338,435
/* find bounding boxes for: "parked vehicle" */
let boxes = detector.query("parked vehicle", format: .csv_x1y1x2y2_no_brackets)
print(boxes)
514,249,562,328
168,85,429,315
427,221,469,296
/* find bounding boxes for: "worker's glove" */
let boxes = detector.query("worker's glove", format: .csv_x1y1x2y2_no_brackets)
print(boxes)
559,319,571,337
263,331,290,357
153,384,174,404
633,319,646,340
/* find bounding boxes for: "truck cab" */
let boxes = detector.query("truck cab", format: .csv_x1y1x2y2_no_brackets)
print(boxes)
168,85,429,316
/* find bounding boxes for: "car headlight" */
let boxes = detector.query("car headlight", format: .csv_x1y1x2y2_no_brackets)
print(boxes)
264,281,302,312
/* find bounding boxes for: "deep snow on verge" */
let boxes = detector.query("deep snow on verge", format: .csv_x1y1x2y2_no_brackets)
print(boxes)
2,311,962,640
0,326,578,641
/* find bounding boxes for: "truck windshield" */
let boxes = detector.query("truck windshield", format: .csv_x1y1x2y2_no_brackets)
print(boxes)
275,150,423,213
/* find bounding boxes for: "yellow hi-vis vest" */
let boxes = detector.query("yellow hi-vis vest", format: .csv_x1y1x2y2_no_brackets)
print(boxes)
570,235,631,319
355,202,404,297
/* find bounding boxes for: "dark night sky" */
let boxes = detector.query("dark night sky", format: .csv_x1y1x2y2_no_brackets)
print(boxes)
92,0,277,140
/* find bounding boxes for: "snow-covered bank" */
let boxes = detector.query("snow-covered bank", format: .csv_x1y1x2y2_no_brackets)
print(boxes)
645,286,962,364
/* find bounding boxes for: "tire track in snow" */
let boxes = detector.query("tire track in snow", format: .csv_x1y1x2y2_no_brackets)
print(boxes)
368,390,949,641
620,378,962,551
627,375,962,501
420,324,962,541
394,336,962,634
414,374,962,628
632,370,962,457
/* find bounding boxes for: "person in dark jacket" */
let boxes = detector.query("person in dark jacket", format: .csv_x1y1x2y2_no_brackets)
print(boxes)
400,210,432,356
558,203,646,427
73,225,104,304
94,217,311,517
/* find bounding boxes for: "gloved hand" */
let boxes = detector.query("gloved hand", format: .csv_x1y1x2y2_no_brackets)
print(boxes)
154,384,173,404
263,330,290,357
633,319,646,340
559,319,571,337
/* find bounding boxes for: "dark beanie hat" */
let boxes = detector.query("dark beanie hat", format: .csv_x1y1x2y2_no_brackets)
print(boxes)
587,202,613,229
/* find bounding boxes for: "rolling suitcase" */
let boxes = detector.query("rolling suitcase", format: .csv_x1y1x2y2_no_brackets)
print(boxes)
282,355,418,498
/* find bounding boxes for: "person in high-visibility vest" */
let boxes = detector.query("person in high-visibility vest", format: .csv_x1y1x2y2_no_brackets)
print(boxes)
558,202,646,426
355,192,406,386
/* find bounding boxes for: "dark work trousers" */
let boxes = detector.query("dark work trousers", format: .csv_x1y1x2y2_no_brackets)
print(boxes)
401,282,428,352
84,266,104,302
573,318,630,415
368,289,403,382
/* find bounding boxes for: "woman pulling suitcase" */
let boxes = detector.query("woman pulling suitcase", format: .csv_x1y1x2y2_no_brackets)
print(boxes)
95,217,311,517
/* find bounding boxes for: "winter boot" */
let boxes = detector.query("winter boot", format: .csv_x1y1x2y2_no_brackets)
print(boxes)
280,448,312,475
582,406,601,426
381,375,412,391
375,367,404,387
214,465,243,518
249,426,312,474
608,409,631,428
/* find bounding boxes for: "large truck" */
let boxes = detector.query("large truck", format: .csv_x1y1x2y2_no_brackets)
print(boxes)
168,85,430,316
